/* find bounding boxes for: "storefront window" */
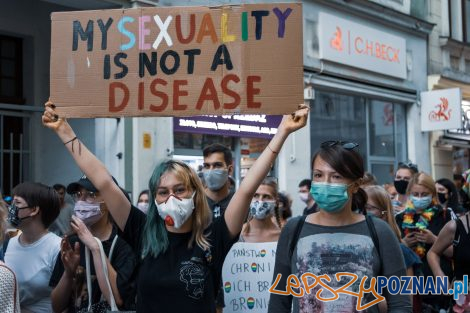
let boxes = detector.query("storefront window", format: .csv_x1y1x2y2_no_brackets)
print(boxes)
311,91,407,184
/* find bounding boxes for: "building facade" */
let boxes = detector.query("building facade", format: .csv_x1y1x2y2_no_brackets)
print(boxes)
427,0,470,179
1,0,435,216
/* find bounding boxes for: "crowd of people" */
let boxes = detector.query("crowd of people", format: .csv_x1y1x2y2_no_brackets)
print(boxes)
0,101,469,313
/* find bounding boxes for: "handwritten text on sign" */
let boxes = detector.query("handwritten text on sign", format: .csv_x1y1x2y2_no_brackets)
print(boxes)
50,4,303,118
222,242,277,313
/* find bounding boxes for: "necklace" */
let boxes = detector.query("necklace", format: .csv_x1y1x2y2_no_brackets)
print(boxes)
402,200,437,258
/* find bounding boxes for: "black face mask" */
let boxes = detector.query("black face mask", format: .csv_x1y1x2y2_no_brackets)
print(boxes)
7,204,32,227
394,180,409,195
437,192,447,205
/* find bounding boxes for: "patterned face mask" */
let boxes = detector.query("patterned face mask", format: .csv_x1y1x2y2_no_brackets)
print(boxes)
250,200,275,220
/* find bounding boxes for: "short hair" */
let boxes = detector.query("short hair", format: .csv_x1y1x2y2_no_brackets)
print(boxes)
53,184,66,191
454,174,465,183
203,143,233,166
12,182,61,228
397,162,418,174
298,179,312,189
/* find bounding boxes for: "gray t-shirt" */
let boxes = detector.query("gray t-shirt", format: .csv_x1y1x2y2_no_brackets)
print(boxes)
268,216,411,313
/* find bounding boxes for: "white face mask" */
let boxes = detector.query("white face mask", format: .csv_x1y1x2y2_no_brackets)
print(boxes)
74,201,102,226
155,192,195,228
137,202,149,214
250,200,275,220
299,192,310,203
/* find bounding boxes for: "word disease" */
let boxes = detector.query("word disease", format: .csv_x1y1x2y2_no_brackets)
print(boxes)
72,7,294,114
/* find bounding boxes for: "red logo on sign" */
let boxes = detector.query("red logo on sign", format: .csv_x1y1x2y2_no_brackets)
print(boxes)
428,97,452,122
330,27,343,52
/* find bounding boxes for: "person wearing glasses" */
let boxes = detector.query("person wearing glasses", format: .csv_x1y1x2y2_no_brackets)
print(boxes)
364,185,421,311
269,141,410,313
4,182,61,313
393,162,419,215
42,101,309,313
395,172,453,312
49,176,137,312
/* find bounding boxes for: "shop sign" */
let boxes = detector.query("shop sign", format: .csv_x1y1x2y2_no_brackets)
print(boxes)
421,88,462,132
173,115,282,139
50,3,303,118
318,12,406,79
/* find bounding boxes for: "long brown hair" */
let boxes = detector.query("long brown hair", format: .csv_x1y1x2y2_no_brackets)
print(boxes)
364,185,402,242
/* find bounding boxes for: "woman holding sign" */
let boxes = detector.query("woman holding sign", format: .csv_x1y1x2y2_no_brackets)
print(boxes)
268,141,411,313
42,101,308,313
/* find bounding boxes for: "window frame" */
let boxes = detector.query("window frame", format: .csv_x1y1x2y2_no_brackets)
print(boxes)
0,35,24,104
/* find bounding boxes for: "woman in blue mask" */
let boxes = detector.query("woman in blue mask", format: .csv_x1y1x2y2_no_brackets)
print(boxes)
395,172,453,312
269,141,410,313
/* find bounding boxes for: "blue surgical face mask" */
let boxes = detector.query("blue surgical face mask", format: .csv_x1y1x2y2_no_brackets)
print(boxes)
410,195,432,210
310,182,350,213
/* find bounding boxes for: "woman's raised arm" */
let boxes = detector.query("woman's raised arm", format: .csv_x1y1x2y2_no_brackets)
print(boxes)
224,104,309,238
42,101,130,231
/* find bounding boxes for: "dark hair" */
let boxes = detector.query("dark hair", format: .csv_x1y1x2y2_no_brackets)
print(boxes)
278,192,292,220
436,178,460,211
12,182,61,228
53,184,66,191
312,145,367,213
454,174,465,183
298,179,312,189
138,189,149,200
203,143,233,166
397,162,418,174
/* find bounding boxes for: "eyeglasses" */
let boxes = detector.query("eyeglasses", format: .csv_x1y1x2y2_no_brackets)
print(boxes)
321,141,359,150
398,162,418,173
72,191,99,203
364,204,387,216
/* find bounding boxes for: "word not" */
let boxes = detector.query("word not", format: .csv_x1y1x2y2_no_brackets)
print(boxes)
109,74,261,113
72,8,293,52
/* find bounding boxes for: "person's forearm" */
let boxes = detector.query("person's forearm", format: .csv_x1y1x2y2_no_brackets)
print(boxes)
51,272,74,313
91,249,123,307
224,128,289,237
52,122,129,230
427,250,445,277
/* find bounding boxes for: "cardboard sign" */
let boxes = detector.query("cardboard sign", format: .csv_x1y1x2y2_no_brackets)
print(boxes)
421,88,462,131
50,3,303,118
222,241,277,313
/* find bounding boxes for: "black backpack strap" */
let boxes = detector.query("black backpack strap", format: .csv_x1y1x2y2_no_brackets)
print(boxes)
454,218,464,246
365,215,382,274
289,215,307,260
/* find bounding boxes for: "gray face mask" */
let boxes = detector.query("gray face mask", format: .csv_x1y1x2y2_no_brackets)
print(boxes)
203,169,228,191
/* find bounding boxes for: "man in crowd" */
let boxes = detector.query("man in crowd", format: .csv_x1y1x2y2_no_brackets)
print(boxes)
299,179,317,215
48,183,74,236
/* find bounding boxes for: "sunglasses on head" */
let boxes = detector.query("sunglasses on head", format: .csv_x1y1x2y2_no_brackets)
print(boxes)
321,141,359,150
398,162,418,172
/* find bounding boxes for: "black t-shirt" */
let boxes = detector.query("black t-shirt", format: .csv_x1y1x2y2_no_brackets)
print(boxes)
49,227,137,312
302,202,318,215
206,191,234,219
122,205,238,313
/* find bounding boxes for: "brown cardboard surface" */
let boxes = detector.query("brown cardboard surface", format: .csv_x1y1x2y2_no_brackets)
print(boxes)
50,3,303,118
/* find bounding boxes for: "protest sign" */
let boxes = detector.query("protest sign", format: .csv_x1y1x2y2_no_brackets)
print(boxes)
50,3,303,118
222,241,277,313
